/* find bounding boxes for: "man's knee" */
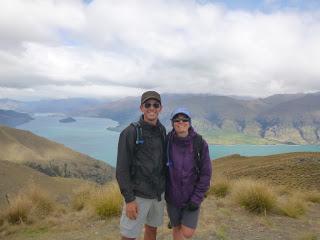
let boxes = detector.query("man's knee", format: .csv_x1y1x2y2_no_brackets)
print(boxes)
145,224,157,234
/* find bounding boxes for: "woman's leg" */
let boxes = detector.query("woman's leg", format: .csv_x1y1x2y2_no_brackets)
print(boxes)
172,225,184,240
180,224,196,239
172,224,196,239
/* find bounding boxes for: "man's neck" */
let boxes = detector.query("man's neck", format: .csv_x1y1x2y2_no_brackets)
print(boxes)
143,117,158,126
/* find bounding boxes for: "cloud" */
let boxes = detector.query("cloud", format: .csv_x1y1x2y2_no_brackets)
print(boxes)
0,0,320,100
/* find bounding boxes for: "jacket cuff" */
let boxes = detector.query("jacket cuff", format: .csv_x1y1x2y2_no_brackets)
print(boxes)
124,195,136,203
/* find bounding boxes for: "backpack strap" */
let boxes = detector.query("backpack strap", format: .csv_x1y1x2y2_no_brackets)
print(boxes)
131,122,144,145
130,122,143,177
193,133,204,177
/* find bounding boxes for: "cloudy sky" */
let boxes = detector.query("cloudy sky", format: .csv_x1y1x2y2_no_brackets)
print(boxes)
0,0,320,100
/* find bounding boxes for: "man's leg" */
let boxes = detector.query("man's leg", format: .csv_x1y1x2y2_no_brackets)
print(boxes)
144,224,157,240
120,197,152,239
144,194,165,240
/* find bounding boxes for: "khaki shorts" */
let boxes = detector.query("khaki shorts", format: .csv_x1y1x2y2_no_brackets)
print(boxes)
120,194,165,239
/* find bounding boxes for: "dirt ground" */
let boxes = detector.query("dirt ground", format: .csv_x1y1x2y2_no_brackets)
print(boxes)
1,195,319,240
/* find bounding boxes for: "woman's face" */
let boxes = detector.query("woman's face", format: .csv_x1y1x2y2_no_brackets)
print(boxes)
173,114,190,136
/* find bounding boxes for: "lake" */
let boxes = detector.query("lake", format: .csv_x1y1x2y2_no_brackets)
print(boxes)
17,115,320,167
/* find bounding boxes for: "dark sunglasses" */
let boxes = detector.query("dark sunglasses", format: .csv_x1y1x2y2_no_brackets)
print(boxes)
144,102,161,109
173,118,189,123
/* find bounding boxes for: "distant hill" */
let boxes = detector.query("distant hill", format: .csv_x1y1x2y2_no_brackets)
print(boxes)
0,110,33,127
213,152,320,190
0,99,22,110
16,98,110,115
4,92,320,144
85,92,320,145
0,125,114,184
0,160,94,207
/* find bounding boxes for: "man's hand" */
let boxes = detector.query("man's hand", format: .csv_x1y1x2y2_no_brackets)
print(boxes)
126,200,138,220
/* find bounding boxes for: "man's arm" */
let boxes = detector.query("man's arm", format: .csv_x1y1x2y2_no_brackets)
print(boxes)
116,127,136,203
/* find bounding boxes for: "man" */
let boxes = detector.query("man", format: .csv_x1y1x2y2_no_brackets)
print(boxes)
116,91,166,240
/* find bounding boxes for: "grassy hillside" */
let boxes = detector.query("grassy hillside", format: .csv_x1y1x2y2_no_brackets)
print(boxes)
213,152,320,190
0,160,93,208
0,125,114,184
0,152,319,240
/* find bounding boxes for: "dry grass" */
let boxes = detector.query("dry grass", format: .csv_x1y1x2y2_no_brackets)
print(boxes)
90,182,122,219
232,179,277,214
27,185,55,218
70,181,123,219
5,195,32,224
3,184,55,225
71,183,94,211
298,233,318,240
209,177,232,198
303,191,320,204
278,195,307,218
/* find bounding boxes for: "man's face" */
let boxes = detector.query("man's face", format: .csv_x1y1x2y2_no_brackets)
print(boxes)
140,99,162,122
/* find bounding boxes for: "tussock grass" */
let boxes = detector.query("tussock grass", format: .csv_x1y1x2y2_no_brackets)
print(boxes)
209,178,231,198
278,195,307,218
232,179,277,214
303,191,320,204
298,233,318,240
90,182,122,219
27,185,55,218
71,183,93,211
3,185,55,224
6,196,32,224
70,181,123,219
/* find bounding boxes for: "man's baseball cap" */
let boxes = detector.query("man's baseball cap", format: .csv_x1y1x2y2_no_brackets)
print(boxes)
141,91,161,105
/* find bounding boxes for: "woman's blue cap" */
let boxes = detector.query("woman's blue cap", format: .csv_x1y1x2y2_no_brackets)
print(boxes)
170,107,191,120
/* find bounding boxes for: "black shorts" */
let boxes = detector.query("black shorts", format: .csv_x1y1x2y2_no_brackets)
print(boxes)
166,202,200,229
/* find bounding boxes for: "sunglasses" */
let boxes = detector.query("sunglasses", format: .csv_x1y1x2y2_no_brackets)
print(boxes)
173,118,190,123
144,102,161,109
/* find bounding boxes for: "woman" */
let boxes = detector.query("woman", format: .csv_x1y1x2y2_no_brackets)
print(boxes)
166,107,212,239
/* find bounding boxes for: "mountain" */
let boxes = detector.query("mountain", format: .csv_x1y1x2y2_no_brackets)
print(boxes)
0,110,33,127
1,98,111,116
85,92,320,145
0,99,22,110
0,125,114,183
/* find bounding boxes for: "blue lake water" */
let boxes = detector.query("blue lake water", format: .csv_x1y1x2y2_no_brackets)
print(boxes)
17,115,320,167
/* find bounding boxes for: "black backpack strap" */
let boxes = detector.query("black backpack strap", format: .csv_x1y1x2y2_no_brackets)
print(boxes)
193,133,204,177
130,122,143,177
131,122,144,145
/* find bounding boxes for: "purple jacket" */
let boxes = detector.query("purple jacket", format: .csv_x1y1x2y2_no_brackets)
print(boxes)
165,127,212,208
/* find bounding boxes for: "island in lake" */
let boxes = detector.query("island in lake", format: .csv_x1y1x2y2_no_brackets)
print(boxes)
59,117,76,123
